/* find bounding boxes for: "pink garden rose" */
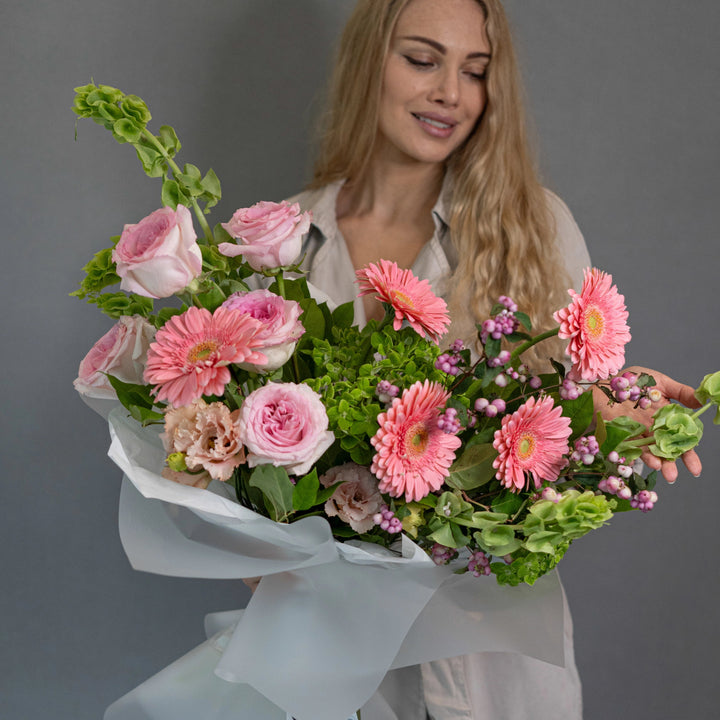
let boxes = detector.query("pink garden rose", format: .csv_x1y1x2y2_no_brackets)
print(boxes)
320,463,384,533
112,205,202,298
74,315,156,399
162,398,245,482
218,200,311,271
238,382,334,476
221,289,304,371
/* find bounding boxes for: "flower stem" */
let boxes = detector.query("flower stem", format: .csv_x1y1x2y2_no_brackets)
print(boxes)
692,402,713,420
509,327,560,364
141,129,214,243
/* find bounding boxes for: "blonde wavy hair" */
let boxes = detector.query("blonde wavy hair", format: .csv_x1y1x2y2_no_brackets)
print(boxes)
311,0,571,366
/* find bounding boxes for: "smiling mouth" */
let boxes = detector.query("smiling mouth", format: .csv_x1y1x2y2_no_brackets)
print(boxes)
412,113,455,130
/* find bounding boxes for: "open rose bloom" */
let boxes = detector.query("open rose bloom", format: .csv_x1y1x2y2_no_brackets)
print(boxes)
74,315,156,399
112,205,202,299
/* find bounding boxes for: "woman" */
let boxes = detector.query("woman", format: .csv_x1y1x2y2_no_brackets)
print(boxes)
279,0,701,718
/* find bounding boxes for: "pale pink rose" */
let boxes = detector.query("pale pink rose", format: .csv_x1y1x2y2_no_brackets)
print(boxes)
320,463,384,533
161,467,212,490
112,205,202,298
218,201,311,271
74,315,156,399
162,399,245,482
238,382,334,476
221,289,304,371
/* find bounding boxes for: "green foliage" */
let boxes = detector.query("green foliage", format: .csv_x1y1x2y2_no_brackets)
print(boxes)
106,375,164,426
249,465,295,522
491,542,570,586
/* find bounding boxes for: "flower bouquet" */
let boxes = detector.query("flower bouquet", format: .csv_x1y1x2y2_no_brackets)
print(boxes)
72,84,720,720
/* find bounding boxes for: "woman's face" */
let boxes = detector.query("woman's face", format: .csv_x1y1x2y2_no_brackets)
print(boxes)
376,0,490,166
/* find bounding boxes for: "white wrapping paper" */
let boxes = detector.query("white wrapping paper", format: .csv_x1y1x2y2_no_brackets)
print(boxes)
104,408,566,720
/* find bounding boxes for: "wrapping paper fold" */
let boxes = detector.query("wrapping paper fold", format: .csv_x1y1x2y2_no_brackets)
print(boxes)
104,408,566,720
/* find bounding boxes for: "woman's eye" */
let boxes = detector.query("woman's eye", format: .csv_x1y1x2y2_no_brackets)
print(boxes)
466,71,487,82
404,55,433,69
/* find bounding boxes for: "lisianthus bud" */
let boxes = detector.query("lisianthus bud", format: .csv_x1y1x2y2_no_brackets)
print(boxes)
167,452,188,472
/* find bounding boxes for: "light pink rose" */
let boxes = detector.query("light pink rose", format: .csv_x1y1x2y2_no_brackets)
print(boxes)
320,463,384,533
218,201,311,271
238,382,334,476
74,315,156,399
112,205,202,298
162,399,245,482
221,289,304,371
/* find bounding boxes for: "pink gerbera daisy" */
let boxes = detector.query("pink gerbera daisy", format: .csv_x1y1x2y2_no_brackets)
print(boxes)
144,306,266,406
553,268,631,381
492,395,572,492
356,260,450,342
370,380,461,502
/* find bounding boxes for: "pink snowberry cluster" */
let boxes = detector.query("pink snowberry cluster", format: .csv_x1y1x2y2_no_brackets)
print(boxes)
480,296,518,344
468,550,492,577
571,435,600,465
437,407,461,434
609,371,661,409
597,475,633,500
559,377,584,400
373,504,402,533
474,397,506,418
430,543,458,566
376,380,400,404
630,489,658,512
435,340,466,376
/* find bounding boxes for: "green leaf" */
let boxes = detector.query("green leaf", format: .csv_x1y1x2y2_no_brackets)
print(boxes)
561,391,595,438
332,301,355,329
71,247,120,299
292,469,320,511
446,443,497,491
492,490,524,516
524,531,564,554
299,298,326,339
200,169,221,207
515,311,532,331
249,464,295,522
93,292,153,319
550,358,566,380
194,284,226,312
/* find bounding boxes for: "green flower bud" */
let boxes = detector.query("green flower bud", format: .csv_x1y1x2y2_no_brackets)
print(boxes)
167,452,188,472
696,371,720,424
121,94,152,126
650,404,704,460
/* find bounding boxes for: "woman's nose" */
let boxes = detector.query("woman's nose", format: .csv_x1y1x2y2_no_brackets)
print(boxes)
429,68,460,106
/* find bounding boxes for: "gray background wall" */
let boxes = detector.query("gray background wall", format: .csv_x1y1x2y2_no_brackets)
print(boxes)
2,1,718,718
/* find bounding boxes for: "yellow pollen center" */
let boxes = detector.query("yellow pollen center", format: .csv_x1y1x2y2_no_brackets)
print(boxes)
188,340,218,363
584,306,605,339
390,289,413,308
518,433,536,461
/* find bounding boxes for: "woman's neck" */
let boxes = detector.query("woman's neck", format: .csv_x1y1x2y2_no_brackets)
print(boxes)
337,155,445,223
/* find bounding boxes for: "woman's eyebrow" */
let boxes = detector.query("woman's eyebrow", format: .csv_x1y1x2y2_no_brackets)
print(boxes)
399,35,491,60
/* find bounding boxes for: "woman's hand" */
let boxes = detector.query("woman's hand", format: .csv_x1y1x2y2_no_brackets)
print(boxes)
243,577,261,593
594,366,702,483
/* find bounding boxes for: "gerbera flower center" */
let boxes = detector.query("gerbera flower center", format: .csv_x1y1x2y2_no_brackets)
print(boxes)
517,432,537,461
188,340,218,363
583,305,605,339
390,289,414,309
408,422,429,455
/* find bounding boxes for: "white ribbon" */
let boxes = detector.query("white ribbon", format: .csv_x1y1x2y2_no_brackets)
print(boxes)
104,408,565,720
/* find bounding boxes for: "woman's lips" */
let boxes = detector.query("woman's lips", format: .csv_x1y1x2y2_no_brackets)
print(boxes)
412,112,458,138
